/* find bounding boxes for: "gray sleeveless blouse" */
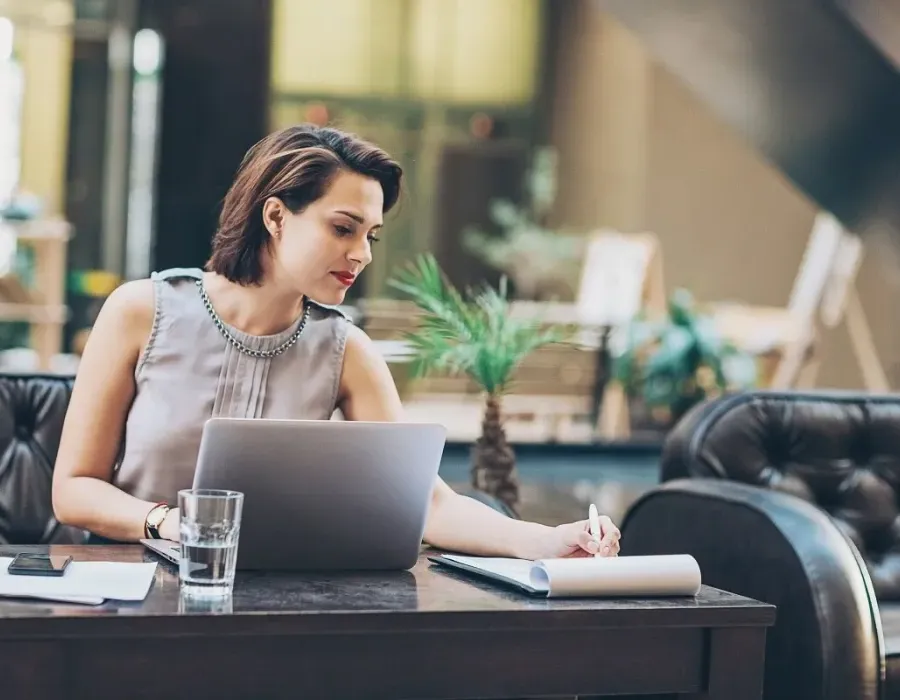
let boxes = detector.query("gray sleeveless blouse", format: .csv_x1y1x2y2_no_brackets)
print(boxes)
112,267,350,504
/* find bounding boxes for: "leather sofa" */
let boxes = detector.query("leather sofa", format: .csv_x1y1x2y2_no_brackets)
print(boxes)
0,373,84,545
621,390,900,700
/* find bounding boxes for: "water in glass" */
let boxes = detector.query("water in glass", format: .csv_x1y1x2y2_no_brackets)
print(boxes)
179,588,233,614
178,489,243,596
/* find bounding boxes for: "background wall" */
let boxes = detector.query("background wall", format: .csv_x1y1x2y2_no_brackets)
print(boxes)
549,2,900,390
646,67,815,307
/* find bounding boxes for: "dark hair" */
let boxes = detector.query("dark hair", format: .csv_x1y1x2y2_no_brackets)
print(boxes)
206,124,403,285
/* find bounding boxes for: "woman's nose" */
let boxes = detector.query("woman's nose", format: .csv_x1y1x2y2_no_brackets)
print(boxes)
349,238,372,266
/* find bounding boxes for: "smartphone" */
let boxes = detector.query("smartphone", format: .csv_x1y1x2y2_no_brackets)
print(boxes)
7,553,72,577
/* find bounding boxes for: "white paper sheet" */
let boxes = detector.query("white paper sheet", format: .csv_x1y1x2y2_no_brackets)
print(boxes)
440,554,702,598
0,557,157,605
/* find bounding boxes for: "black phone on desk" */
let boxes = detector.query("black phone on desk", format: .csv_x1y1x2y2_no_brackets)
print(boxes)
7,553,72,577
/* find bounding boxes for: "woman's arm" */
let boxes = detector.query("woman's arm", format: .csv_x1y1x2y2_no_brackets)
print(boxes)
338,326,620,559
52,280,178,542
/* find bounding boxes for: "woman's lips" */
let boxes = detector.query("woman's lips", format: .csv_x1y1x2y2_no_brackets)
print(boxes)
331,272,356,286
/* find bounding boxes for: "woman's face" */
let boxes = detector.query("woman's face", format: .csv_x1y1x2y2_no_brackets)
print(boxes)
262,170,384,305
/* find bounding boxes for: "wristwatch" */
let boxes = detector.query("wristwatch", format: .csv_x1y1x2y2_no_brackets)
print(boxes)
144,503,171,540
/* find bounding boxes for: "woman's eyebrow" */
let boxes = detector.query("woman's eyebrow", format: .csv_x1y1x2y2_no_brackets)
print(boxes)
335,210,382,229
335,210,364,224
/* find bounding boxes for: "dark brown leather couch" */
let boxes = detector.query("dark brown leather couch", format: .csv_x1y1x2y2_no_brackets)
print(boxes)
621,390,900,700
0,374,84,545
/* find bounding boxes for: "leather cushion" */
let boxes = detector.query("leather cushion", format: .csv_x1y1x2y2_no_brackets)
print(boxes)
880,603,900,700
661,392,900,599
0,374,83,544
624,479,882,700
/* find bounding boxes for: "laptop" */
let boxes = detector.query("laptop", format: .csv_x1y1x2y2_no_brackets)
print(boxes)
142,417,446,572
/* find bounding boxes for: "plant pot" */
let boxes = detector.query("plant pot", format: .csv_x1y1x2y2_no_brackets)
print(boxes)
625,396,674,441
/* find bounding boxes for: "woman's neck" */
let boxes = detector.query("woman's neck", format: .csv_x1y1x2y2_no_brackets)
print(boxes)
201,272,306,337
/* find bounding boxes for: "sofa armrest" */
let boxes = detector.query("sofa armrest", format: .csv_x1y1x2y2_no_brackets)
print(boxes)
622,478,883,700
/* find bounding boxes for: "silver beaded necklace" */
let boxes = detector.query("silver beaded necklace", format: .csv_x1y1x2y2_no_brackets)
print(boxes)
195,279,310,359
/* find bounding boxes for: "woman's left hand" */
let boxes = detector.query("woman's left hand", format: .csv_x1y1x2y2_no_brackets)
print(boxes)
534,514,621,559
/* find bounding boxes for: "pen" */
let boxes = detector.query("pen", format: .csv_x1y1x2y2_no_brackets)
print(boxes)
589,503,601,557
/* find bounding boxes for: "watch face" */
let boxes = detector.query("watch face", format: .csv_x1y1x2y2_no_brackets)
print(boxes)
148,506,168,527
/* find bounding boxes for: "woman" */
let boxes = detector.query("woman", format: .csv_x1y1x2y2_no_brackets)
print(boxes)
52,124,620,559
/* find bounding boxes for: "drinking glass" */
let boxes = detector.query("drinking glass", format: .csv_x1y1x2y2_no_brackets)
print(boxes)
177,489,243,596
179,589,233,615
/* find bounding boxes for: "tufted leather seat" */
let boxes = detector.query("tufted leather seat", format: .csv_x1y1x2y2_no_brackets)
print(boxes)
621,390,900,700
0,374,84,545
664,391,900,598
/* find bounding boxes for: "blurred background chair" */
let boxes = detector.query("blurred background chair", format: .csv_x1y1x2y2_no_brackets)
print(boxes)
620,390,900,700
0,372,84,545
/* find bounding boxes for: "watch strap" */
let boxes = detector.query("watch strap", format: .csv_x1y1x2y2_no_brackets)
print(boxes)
144,502,171,539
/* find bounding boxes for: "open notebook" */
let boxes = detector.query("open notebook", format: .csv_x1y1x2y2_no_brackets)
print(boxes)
430,554,701,598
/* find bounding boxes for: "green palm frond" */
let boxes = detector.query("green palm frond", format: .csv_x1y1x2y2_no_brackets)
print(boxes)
387,255,478,343
387,254,565,395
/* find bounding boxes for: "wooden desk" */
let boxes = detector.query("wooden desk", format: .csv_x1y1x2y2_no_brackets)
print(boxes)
0,545,775,700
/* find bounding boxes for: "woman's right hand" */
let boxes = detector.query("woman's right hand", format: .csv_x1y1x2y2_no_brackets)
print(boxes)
159,507,180,542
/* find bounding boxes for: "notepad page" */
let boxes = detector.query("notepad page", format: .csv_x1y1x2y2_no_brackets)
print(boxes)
0,591,105,605
438,554,702,598
535,555,702,597
0,557,157,603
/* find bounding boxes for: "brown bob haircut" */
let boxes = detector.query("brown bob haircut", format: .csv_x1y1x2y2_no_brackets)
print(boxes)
206,124,403,285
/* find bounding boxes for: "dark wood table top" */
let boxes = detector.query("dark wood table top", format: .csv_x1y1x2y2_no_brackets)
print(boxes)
0,544,775,639
0,545,778,699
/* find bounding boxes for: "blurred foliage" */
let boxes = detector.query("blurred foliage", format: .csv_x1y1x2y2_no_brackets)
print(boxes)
0,244,32,350
462,147,584,301
610,288,759,423
0,322,29,351
387,253,564,396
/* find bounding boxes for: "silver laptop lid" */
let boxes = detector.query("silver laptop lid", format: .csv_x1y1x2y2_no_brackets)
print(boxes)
192,418,446,572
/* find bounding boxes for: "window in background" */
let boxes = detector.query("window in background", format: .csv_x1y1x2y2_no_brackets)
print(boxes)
270,0,407,99
123,27,163,281
268,0,545,298
408,0,541,105
0,16,23,208
0,0,75,217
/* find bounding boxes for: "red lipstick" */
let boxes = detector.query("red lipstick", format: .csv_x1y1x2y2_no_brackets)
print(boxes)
331,271,356,287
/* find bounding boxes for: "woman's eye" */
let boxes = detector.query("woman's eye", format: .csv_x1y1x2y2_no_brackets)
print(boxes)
334,225,353,236
367,234,380,244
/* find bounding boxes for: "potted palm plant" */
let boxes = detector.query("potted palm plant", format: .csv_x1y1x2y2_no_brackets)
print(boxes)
611,288,758,432
387,254,563,514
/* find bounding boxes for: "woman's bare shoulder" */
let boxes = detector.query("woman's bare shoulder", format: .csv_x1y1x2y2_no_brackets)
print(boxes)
343,322,383,366
90,278,156,350
102,278,154,319
338,323,403,420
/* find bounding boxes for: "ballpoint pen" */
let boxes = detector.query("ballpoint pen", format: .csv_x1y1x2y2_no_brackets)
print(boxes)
589,503,602,557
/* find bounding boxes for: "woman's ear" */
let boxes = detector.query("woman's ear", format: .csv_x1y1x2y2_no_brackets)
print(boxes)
261,197,285,239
